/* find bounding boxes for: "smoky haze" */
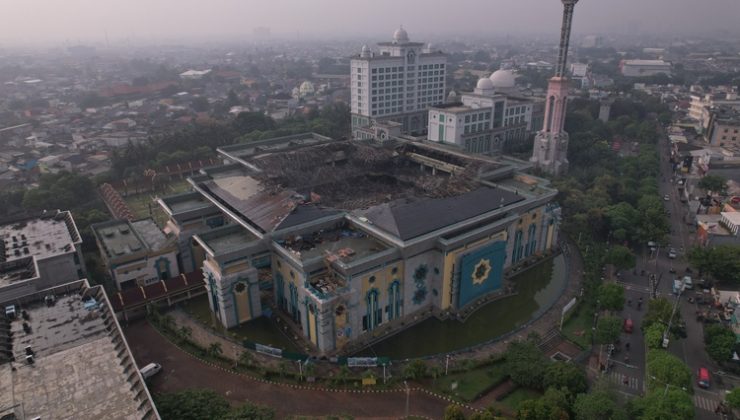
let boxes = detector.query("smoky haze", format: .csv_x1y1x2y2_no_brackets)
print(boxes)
2,0,739,45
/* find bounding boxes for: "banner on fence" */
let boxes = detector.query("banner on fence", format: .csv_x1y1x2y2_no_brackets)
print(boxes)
560,297,578,330
255,343,283,358
346,357,390,367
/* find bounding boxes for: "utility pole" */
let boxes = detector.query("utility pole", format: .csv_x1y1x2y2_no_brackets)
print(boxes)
445,354,450,376
404,381,410,418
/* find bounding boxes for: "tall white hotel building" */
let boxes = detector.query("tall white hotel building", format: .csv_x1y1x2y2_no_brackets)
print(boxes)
350,27,447,136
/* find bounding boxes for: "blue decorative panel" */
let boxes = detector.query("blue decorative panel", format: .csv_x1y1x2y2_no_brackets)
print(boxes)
458,241,506,308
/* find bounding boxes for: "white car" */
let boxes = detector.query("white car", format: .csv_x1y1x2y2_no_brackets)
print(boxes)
140,362,162,379
668,248,677,259
664,194,670,201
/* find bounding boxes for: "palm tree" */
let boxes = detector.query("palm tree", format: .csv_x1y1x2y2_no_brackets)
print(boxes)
207,342,223,359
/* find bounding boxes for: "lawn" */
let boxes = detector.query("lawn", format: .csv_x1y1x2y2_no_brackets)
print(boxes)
433,361,508,402
123,179,192,226
180,295,299,352
562,305,593,349
498,388,542,411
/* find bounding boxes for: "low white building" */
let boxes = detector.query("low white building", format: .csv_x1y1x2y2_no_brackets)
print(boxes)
620,60,671,77
427,73,535,154
92,219,179,290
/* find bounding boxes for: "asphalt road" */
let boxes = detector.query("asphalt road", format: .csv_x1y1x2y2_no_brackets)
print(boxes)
124,321,455,419
601,129,732,418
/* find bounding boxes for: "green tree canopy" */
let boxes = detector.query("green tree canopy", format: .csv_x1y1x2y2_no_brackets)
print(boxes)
573,390,627,420
605,246,636,271
688,245,740,284
642,297,680,332
543,362,588,395
704,325,736,362
644,323,665,350
726,387,740,409
698,175,728,196
443,404,467,420
598,283,626,312
594,316,622,344
646,349,692,392
505,340,549,389
630,388,694,420
516,387,571,420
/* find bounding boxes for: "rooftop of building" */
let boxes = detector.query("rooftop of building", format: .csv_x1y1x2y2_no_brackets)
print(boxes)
622,59,671,66
0,210,80,264
196,224,260,256
0,257,38,287
196,137,505,236
277,219,390,264
92,218,171,259
159,191,214,215
0,281,158,420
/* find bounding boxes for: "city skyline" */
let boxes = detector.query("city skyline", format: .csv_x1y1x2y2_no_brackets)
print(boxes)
2,0,740,46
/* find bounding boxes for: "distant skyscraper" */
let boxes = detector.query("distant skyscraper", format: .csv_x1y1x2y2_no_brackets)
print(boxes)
531,0,579,176
350,27,447,136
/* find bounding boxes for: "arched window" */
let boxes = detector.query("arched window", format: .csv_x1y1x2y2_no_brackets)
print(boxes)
387,281,402,321
513,230,524,263
526,223,537,257
364,289,380,331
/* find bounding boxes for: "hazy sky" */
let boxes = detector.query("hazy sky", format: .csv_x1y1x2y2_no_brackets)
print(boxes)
3,0,740,45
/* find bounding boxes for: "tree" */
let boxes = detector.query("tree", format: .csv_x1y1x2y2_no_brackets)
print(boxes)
642,297,680,332
155,389,230,420
688,245,740,284
605,246,635,271
597,283,625,312
636,195,670,244
726,388,740,409
516,387,571,420
222,402,275,420
704,325,736,362
207,342,223,359
644,323,664,349
646,350,692,392
403,359,428,380
630,388,693,420
698,175,728,196
573,390,627,420
444,404,467,420
543,362,588,394
238,350,254,368
594,316,622,344
505,340,548,389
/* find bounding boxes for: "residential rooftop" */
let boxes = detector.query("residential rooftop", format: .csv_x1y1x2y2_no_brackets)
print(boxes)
0,281,159,420
0,211,80,263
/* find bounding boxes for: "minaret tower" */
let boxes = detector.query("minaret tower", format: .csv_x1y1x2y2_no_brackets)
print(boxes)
530,0,579,176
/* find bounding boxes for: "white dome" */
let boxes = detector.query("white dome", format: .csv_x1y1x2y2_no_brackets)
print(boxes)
489,69,517,88
393,26,409,43
361,45,369,53
476,78,495,90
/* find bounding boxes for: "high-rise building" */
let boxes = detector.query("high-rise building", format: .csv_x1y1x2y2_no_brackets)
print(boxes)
351,27,447,137
531,0,579,176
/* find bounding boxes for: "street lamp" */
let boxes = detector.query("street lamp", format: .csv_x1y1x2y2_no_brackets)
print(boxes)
445,354,451,376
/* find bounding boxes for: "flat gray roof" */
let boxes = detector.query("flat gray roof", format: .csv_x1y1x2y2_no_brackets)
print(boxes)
0,287,158,419
93,219,169,258
0,214,76,263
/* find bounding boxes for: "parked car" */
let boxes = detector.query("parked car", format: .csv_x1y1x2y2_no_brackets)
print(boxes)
623,318,634,334
140,362,162,379
698,367,710,389
682,276,693,290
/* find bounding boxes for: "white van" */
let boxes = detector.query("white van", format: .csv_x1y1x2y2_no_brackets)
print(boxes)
140,362,162,379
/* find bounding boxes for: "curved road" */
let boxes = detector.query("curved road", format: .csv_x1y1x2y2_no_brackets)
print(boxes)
125,321,453,419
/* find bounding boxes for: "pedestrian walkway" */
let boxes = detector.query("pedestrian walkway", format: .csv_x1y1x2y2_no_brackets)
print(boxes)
615,281,651,294
694,394,720,412
606,371,642,391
